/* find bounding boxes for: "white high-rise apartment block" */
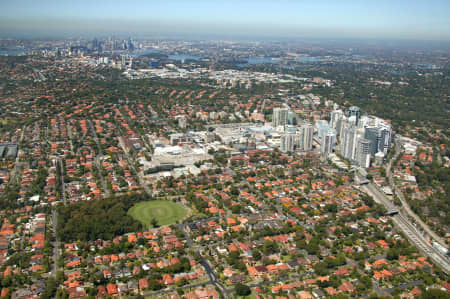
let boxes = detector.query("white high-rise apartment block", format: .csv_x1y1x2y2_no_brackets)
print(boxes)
316,120,329,140
321,130,336,157
341,126,358,161
299,123,314,151
356,138,371,168
330,109,344,129
280,133,296,152
272,108,289,127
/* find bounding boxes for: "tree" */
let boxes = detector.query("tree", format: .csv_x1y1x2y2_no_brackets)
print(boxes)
148,279,163,291
57,196,144,242
235,283,251,296
176,277,187,287
252,250,262,261
41,277,57,299
386,248,399,260
56,288,69,299
306,238,320,255
151,218,159,228
421,289,450,299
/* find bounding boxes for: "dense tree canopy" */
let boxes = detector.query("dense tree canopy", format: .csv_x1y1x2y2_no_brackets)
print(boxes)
57,196,143,242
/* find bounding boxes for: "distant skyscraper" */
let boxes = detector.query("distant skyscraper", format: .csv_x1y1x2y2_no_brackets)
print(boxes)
364,125,391,156
121,54,133,69
299,123,314,151
337,108,391,166
128,37,135,51
336,115,347,137
378,125,391,154
348,106,360,125
348,115,358,127
287,111,297,125
315,120,329,140
321,130,336,157
341,127,358,161
330,109,344,129
364,127,379,156
272,108,289,127
281,133,296,152
356,139,371,168
358,115,371,129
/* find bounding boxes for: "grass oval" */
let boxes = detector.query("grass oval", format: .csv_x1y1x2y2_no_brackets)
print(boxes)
128,200,187,228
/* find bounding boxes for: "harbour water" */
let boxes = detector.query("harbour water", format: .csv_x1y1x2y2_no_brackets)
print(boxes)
168,54,202,61
0,49,30,55
128,49,326,67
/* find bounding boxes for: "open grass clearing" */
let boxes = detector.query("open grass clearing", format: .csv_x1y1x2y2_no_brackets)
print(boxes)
128,200,187,228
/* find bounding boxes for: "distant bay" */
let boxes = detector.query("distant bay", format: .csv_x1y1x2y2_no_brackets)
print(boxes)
0,49,29,55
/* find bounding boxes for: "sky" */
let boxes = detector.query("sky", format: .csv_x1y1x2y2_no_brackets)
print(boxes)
1,0,450,40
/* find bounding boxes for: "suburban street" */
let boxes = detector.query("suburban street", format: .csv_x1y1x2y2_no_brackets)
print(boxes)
118,136,153,196
58,158,67,205
51,209,60,278
178,224,232,298
88,120,111,198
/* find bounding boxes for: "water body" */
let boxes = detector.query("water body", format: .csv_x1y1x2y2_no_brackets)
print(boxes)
128,49,160,57
414,63,438,69
246,56,326,64
238,56,325,67
130,50,203,62
246,57,280,64
236,57,279,67
131,50,324,68
168,54,202,61
351,54,370,59
294,56,324,63
0,49,30,55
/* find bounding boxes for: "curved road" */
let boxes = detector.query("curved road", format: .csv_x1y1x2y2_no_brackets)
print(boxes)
177,224,231,298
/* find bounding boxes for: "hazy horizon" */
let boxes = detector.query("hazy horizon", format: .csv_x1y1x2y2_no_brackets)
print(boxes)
1,0,450,42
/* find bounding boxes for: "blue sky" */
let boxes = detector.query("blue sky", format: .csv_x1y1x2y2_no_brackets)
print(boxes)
1,0,450,40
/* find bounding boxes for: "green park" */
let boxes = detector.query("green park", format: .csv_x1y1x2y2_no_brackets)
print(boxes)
128,200,187,228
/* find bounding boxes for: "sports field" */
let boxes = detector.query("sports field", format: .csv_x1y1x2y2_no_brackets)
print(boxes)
128,200,187,228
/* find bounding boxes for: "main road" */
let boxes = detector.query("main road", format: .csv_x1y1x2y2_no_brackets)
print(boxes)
359,175,450,274
387,139,447,247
